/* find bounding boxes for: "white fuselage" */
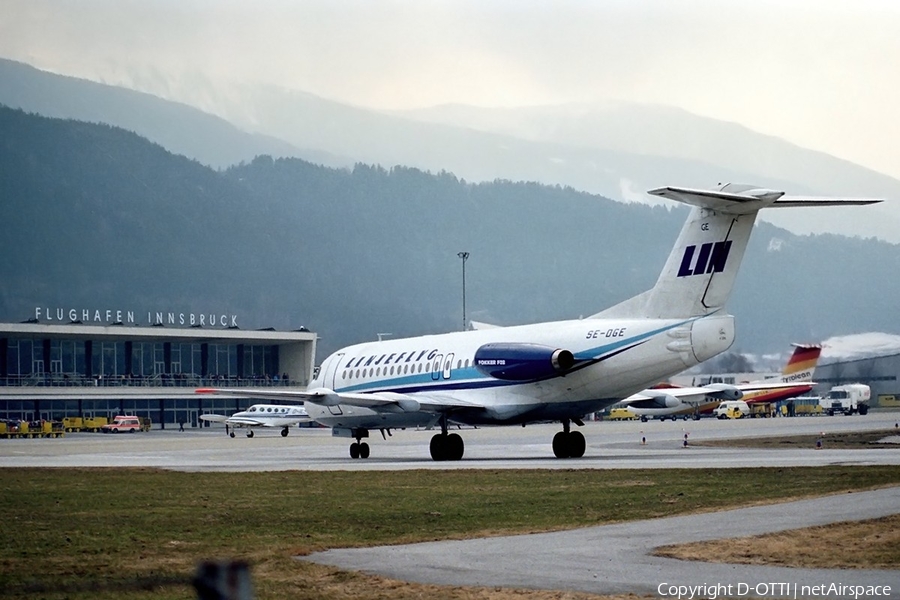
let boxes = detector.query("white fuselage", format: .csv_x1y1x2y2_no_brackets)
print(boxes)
305,314,735,430
221,404,309,428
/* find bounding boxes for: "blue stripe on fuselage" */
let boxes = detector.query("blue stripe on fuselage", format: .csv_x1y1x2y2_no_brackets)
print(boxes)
334,317,697,395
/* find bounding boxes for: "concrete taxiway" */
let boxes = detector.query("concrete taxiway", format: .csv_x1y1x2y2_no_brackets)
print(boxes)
0,410,897,471
305,486,900,597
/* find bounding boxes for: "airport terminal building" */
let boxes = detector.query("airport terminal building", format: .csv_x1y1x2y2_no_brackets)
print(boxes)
0,311,317,428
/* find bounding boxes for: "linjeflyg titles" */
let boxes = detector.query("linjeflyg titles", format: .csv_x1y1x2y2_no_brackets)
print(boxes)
33,306,238,328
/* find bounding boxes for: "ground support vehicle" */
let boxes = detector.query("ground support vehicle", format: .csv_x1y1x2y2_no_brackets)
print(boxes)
607,408,638,421
0,420,65,438
100,415,152,433
715,400,749,419
748,403,775,418
821,384,871,416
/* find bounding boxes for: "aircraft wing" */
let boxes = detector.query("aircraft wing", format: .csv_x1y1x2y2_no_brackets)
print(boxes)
734,381,815,391
196,387,484,414
622,384,742,405
199,413,229,423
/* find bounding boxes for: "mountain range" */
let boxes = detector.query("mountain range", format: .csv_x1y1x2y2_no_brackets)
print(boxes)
2,57,899,243
2,102,898,359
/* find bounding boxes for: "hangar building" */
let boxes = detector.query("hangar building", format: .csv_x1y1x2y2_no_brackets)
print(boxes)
812,352,900,408
0,321,317,428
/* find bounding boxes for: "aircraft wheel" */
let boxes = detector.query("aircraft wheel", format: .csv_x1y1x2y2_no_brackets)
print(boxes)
446,433,464,461
359,442,370,459
229,431,235,438
247,430,254,438
552,431,570,458
430,434,448,461
568,431,586,458
350,442,360,459
281,427,289,437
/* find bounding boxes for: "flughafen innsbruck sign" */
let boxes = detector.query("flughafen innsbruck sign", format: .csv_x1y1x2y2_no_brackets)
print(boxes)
31,305,240,328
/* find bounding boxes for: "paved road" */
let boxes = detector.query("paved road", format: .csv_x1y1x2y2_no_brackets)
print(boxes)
305,487,900,598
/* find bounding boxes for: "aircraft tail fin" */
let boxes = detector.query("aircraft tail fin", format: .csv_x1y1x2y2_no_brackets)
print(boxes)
592,184,882,320
779,343,822,383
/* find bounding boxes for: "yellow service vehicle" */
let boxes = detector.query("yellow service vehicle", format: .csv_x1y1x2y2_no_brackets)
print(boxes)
608,408,637,421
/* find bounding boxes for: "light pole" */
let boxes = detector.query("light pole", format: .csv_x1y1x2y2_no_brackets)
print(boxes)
457,252,469,331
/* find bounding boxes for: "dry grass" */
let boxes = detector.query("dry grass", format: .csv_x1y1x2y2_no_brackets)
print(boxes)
655,514,900,569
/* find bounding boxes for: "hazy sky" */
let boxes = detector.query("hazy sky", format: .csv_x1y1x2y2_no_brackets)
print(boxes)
3,0,899,178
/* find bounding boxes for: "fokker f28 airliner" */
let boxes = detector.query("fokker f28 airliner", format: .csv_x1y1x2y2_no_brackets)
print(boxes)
198,184,880,461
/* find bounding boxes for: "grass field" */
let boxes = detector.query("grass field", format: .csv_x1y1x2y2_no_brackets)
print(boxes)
2,466,899,599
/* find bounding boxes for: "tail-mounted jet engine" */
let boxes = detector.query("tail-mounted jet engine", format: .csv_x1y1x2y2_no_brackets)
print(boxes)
474,343,575,381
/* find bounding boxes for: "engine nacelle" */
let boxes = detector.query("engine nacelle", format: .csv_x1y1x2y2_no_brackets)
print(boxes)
474,343,575,381
705,383,743,400
642,392,681,409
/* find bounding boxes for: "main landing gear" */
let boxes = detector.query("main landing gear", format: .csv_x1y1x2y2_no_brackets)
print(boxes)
281,427,289,437
430,415,464,461
349,429,370,459
552,418,585,458
246,430,254,438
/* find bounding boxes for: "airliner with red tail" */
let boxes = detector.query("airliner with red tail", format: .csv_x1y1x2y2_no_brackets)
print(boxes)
621,343,822,420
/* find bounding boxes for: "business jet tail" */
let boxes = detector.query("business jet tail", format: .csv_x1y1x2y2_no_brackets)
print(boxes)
593,184,882,320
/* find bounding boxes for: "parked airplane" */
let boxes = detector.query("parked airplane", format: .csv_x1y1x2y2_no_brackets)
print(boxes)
198,184,879,460
199,404,310,437
621,343,822,421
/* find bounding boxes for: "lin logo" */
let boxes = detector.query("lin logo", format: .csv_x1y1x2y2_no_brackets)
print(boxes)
677,241,732,277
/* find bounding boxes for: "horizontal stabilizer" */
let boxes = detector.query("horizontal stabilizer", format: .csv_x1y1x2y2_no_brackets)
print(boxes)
649,184,882,215
772,196,884,208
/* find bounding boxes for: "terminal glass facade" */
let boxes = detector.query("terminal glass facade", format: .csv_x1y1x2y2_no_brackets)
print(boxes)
3,337,282,384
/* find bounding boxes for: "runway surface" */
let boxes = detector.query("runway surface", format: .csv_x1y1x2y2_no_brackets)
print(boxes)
305,486,900,597
1,410,898,471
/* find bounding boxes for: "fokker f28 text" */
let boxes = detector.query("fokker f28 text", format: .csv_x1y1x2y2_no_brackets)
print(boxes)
198,184,880,461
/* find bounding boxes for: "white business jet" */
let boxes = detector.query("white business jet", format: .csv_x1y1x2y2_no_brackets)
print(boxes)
199,404,310,437
198,184,879,460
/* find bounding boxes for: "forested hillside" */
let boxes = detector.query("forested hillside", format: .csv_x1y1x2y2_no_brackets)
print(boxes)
2,106,898,358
